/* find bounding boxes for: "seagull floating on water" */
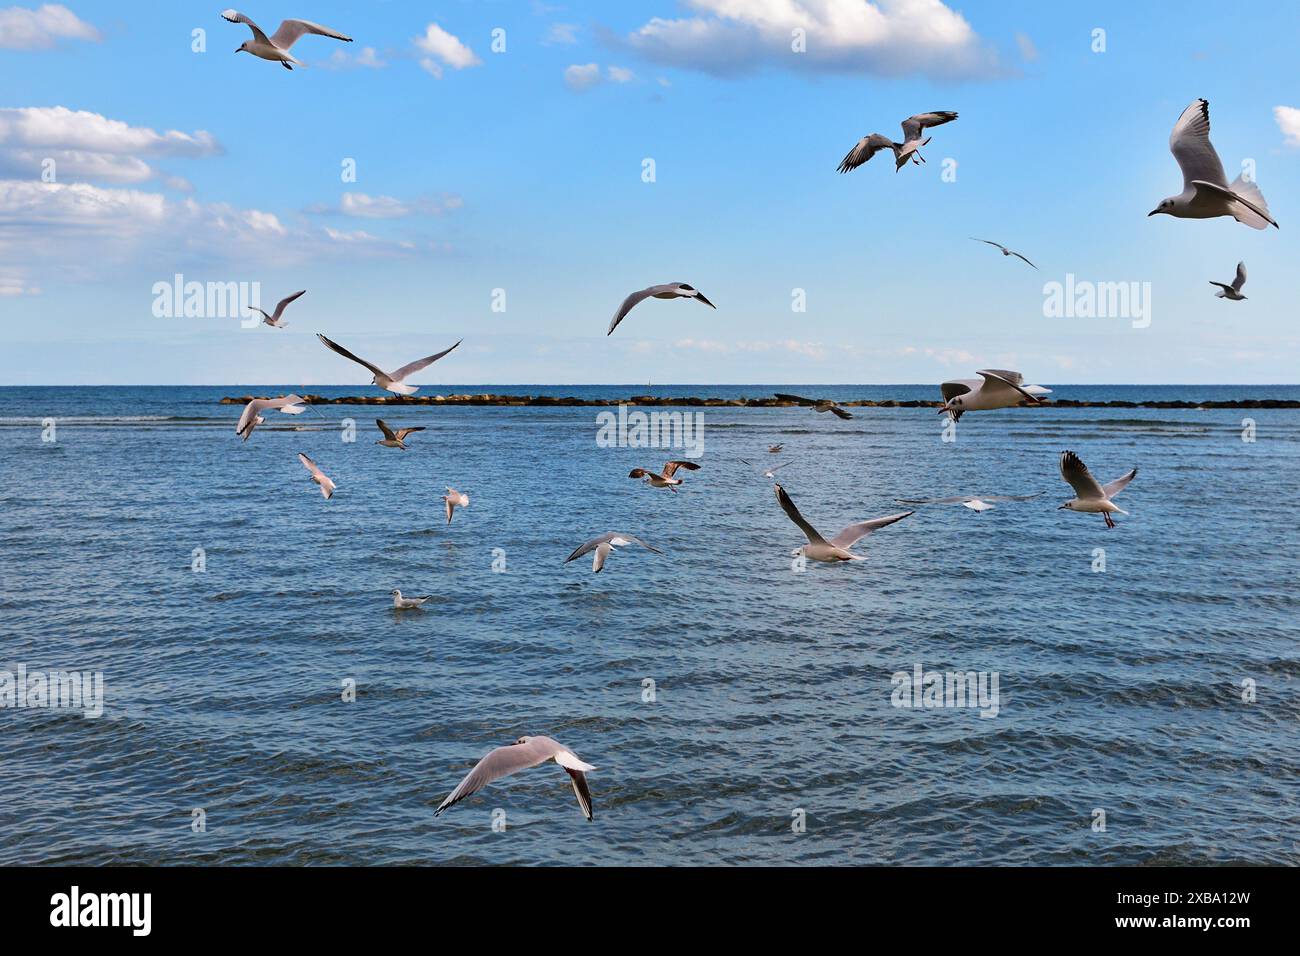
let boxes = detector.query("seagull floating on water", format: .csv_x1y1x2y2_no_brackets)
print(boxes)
768,444,784,454
1149,99,1277,230
838,111,958,173
222,9,351,70
442,487,469,524
435,735,596,821
1058,451,1137,529
896,492,1044,513
774,483,911,563
235,394,307,441
1209,261,1248,300
565,532,661,573
939,370,1050,422
251,289,304,328
970,238,1036,269
628,459,700,490
297,452,336,499
375,418,425,450
316,333,461,395
391,589,431,610
607,283,715,336
774,393,854,420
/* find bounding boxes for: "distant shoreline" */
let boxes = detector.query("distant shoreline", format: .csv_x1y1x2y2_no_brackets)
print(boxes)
218,393,1300,410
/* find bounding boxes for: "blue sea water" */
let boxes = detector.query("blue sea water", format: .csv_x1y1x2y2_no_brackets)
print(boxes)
1,385,1297,866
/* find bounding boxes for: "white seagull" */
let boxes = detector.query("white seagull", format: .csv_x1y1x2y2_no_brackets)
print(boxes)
221,9,352,70
250,289,305,328
235,394,307,441
1058,451,1137,529
435,735,596,821
607,282,715,336
375,418,425,450
740,457,794,480
939,370,1050,422
895,492,1044,513
316,333,461,395
838,110,958,173
1209,261,1248,300
1149,99,1278,230
297,452,336,499
768,444,785,454
970,238,1037,269
442,487,469,524
391,589,431,610
628,459,700,490
775,483,912,563
565,532,662,573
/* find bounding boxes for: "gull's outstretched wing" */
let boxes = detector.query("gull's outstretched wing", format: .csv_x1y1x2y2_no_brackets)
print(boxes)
221,9,270,44
608,285,666,335
390,340,462,383
271,289,306,321
823,403,854,420
774,483,824,545
838,133,895,173
1102,469,1138,498
661,460,701,478
317,333,386,378
1009,250,1037,269
270,18,353,49
829,511,913,549
940,380,974,403
434,738,558,816
1169,99,1227,189
394,426,426,441
900,111,958,143
981,492,1045,502
1060,451,1105,500
978,370,1043,404
1232,261,1247,292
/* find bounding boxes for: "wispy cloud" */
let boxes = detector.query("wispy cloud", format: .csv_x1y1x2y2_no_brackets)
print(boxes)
327,45,388,70
414,22,482,78
0,3,99,50
544,22,579,45
564,63,635,90
306,191,464,219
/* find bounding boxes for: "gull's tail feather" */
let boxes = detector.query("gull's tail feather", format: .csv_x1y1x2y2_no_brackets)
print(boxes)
1227,174,1278,230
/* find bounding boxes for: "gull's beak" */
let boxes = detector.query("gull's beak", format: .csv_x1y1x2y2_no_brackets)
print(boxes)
936,405,949,414
1147,209,1159,217
1057,504,1068,510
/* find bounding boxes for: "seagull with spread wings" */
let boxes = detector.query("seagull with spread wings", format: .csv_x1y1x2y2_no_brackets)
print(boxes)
1149,99,1277,229
316,333,461,395
235,394,307,441
564,532,662,573
222,9,352,69
607,282,715,335
297,452,336,499
774,484,911,563
895,492,1044,513
838,111,958,173
939,370,1051,422
774,393,854,420
628,459,700,490
1209,261,1248,300
435,735,596,821
442,487,469,524
970,238,1037,269
1058,451,1137,529
250,289,304,328
374,418,425,450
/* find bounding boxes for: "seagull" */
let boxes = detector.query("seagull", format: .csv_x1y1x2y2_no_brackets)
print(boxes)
442,487,469,524
970,238,1036,269
768,444,784,454
774,393,854,420
316,333,461,395
838,111,958,173
1058,451,1137,529
298,452,335,499
895,492,1044,513
774,483,912,563
375,418,425,450
435,736,596,821
221,9,351,70
1149,99,1278,230
740,457,794,480
391,589,432,610
939,370,1051,422
1210,261,1248,300
607,282,715,335
235,394,307,441
628,459,700,490
250,289,304,328
565,532,662,573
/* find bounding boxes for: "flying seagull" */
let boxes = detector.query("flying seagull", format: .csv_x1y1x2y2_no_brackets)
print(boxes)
1149,99,1278,230
250,289,304,328
442,487,469,524
435,735,596,821
607,282,715,336
970,238,1036,269
740,457,794,480
774,393,854,420
628,459,700,490
1209,261,1248,300
297,452,335,499
375,418,425,450
235,394,307,441
391,589,431,610
895,492,1044,513
939,370,1050,422
774,483,912,563
768,444,784,454
1058,451,1137,529
565,532,662,573
316,333,461,395
838,111,958,174
221,9,351,70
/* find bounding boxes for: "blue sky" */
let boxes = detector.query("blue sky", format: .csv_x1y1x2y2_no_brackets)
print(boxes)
2,0,1299,385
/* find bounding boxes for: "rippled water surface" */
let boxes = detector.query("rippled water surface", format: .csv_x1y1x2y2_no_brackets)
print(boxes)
1,386,1298,865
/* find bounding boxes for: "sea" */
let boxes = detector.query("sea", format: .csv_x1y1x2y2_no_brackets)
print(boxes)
1,384,1297,865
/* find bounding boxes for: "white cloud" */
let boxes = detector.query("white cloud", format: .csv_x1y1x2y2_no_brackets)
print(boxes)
414,22,481,78
1274,105,1300,147
328,45,387,69
306,191,464,219
608,65,635,83
0,275,40,295
564,63,602,90
0,106,220,157
625,0,1001,79
0,3,99,50
544,22,579,45
1015,31,1037,63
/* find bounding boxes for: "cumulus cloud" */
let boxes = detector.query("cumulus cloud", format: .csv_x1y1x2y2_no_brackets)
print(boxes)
1274,105,1300,147
0,3,99,50
624,0,1001,79
414,22,481,78
564,63,635,90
